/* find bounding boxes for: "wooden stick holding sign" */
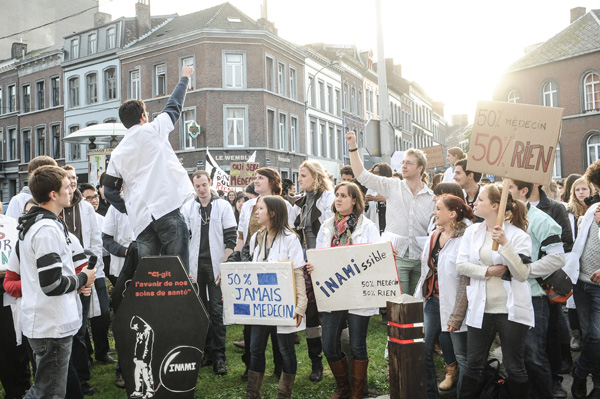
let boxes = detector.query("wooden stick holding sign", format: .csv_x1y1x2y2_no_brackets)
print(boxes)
466,101,564,249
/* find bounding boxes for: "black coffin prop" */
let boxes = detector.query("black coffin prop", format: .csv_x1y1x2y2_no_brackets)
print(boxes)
113,256,210,399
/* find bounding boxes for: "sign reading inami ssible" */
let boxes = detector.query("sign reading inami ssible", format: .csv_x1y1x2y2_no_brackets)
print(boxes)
468,101,564,185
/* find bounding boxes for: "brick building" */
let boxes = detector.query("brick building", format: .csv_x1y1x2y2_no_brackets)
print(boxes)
493,7,600,178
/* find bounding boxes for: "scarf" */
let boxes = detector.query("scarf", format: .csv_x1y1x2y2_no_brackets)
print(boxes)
331,213,357,247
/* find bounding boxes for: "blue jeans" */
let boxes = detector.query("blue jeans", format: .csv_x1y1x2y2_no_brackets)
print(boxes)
137,209,189,272
524,296,553,399
250,326,296,375
574,281,600,387
450,331,468,396
466,313,529,384
396,254,421,296
322,311,370,363
424,297,458,399
26,336,73,399
198,262,226,362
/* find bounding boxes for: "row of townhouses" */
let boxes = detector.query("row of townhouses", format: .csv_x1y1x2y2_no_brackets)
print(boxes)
0,1,449,202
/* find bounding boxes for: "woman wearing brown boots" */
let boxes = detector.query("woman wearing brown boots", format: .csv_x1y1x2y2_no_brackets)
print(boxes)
246,196,307,399
306,182,380,399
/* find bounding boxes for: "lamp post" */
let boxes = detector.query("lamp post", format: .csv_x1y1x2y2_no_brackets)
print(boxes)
304,60,340,110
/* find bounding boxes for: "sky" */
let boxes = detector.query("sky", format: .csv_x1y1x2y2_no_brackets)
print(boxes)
100,0,600,123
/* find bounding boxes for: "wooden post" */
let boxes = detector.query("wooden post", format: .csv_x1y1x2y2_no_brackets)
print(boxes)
492,178,511,250
387,294,426,399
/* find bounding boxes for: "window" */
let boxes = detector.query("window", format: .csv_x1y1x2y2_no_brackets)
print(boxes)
309,75,316,107
8,128,16,160
507,89,520,103
36,81,45,110
278,113,287,150
155,64,166,96
8,85,16,113
318,80,325,111
36,127,46,156
329,125,335,159
277,62,286,96
335,88,341,116
223,52,244,89
588,133,600,167
327,85,333,114
182,57,194,89
104,68,117,101
343,82,349,111
337,127,344,161
71,38,79,59
265,56,275,92
130,70,140,99
86,74,97,104
22,85,31,113
51,124,61,159
69,78,79,107
88,33,97,54
584,72,600,111
542,81,558,107
351,87,357,114
267,109,276,148
224,106,246,147
289,68,297,100
0,87,2,115
51,76,60,106
69,126,81,160
320,123,326,157
181,109,196,150
553,142,562,179
310,120,318,155
106,27,116,49
358,89,363,115
22,130,31,163
290,116,298,153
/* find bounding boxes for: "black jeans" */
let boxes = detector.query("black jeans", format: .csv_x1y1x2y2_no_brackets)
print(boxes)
0,303,30,398
466,313,529,384
198,261,226,362
72,293,91,384
89,278,111,360
250,326,297,375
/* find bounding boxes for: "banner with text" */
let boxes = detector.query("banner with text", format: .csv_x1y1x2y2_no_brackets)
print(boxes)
229,162,259,188
468,101,563,185
0,217,18,272
205,151,234,193
421,145,445,169
306,242,400,312
221,262,296,326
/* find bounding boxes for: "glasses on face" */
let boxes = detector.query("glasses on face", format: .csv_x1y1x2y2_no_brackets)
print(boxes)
84,194,99,201
401,161,416,166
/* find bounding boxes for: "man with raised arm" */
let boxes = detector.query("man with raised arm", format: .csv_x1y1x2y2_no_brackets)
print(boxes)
104,66,195,272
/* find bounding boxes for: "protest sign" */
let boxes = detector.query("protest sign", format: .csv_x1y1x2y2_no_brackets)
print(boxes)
306,242,400,312
229,162,259,188
421,145,445,169
0,216,18,272
467,101,563,186
113,256,209,399
220,262,297,327
205,151,234,192
391,151,405,172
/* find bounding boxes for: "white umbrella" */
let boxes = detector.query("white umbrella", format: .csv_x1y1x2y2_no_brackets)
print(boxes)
62,123,126,147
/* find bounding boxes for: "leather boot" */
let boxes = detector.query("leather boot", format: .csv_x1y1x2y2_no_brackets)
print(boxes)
458,374,483,399
328,357,350,399
276,372,295,399
350,359,368,399
438,362,459,391
245,370,264,399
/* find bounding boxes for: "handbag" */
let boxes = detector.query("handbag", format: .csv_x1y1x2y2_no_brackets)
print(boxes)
536,268,573,304
479,359,510,399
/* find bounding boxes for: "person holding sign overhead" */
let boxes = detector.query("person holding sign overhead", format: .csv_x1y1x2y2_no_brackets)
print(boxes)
246,196,307,399
414,194,474,399
305,181,380,399
456,184,532,398
345,131,434,296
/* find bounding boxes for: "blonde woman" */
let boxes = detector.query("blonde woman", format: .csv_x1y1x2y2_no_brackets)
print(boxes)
293,160,334,382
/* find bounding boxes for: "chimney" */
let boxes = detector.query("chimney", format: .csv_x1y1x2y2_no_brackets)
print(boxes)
136,0,151,38
11,42,27,59
258,0,277,35
571,7,586,23
94,12,111,27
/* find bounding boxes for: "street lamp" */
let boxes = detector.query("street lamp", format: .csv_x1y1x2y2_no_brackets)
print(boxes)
304,60,340,110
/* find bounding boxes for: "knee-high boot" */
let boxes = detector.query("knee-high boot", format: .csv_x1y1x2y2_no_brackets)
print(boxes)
245,370,264,399
276,372,295,399
328,357,350,399
350,359,368,399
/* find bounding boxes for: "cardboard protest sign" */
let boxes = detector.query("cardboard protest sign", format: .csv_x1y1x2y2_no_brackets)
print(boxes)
113,256,209,399
0,216,18,272
205,151,233,192
220,262,296,326
306,242,400,312
468,101,563,185
421,145,445,169
229,162,259,187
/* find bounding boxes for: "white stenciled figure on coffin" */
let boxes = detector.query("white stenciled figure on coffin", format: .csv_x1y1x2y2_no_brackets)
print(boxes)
130,316,154,399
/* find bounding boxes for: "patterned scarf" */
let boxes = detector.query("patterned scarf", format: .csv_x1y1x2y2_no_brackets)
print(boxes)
331,213,358,247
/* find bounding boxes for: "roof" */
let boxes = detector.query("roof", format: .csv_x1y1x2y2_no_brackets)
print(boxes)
133,3,261,46
507,10,600,72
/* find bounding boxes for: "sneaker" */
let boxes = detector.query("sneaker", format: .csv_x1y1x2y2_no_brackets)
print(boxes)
81,382,95,396
552,379,567,398
213,359,227,376
114,374,126,389
200,355,212,368
97,354,116,364
233,340,245,350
